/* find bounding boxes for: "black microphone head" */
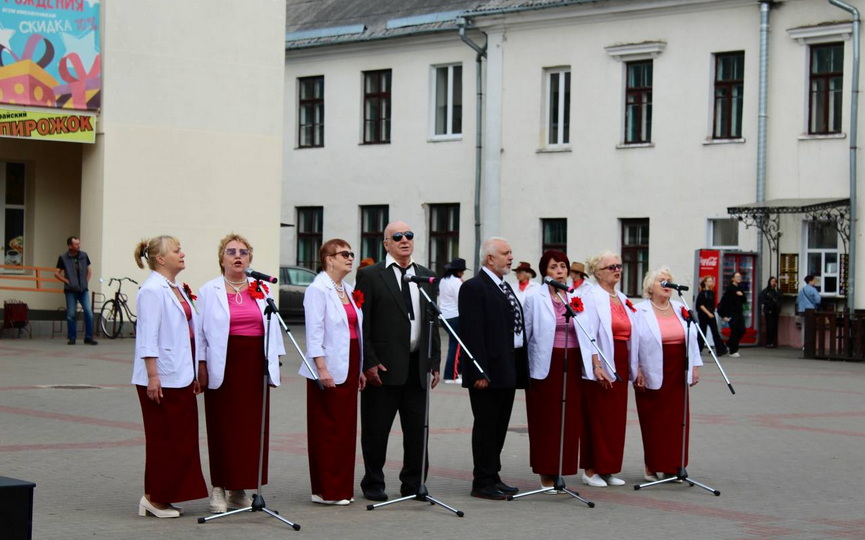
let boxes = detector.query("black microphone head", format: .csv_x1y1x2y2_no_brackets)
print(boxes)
244,268,253,276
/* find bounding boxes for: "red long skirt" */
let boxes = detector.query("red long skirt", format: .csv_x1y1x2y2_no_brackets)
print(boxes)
525,347,581,476
204,335,270,489
307,339,360,500
634,342,689,474
137,384,207,503
580,340,629,474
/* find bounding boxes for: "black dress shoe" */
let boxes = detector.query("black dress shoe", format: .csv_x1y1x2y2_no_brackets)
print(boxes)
363,488,388,502
67,339,76,345
84,339,98,345
470,486,507,500
495,481,519,495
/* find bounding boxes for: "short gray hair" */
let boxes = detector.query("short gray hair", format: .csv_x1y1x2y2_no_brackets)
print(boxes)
480,236,508,265
642,266,674,299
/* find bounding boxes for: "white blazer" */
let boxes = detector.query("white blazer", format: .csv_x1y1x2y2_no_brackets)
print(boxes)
524,284,594,380
513,279,540,306
634,299,702,390
195,276,284,389
299,272,364,384
580,286,639,382
131,271,199,388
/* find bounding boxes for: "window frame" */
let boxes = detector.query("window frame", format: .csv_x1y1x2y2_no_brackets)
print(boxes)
0,162,26,273
430,64,462,140
544,67,571,148
624,60,653,145
428,203,460,276
808,42,844,135
296,206,323,271
297,75,324,148
363,69,392,144
803,220,841,296
360,205,389,263
541,218,567,254
621,218,650,297
712,51,745,140
709,218,739,249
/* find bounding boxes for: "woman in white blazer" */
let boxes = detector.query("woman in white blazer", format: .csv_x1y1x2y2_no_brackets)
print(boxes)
195,233,285,514
523,250,589,492
577,251,639,488
132,236,207,519
301,238,365,505
633,267,702,482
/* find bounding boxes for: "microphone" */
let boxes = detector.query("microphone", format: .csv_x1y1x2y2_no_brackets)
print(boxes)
660,280,689,291
543,276,573,292
245,267,278,284
403,274,438,285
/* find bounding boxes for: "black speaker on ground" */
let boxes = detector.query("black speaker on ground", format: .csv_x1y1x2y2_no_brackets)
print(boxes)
0,476,36,540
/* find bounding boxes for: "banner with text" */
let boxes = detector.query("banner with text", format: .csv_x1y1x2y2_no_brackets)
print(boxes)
0,107,96,142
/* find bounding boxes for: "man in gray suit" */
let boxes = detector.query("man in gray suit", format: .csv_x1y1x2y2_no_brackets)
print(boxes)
355,220,441,502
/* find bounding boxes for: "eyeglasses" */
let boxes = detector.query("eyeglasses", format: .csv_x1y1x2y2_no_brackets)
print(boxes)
600,264,623,272
224,248,250,256
390,231,415,242
332,250,355,259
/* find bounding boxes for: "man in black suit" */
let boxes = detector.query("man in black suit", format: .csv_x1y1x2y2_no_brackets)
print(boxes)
458,237,528,500
355,220,441,502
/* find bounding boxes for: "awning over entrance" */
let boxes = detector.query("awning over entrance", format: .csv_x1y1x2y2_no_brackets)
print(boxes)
727,198,850,254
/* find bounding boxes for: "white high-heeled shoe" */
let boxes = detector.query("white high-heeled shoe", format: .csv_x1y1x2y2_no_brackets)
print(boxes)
138,496,180,518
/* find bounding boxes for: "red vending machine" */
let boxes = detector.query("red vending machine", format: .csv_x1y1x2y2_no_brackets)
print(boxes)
694,249,759,346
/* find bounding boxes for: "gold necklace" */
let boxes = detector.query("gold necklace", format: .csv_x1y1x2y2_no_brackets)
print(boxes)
650,300,671,311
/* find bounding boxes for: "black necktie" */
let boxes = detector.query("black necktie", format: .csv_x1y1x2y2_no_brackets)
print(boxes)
500,282,522,334
398,265,415,320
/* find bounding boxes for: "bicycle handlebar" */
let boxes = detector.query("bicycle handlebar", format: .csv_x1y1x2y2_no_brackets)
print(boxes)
106,277,139,287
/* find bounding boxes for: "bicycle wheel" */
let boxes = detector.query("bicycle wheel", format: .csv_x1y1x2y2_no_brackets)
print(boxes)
100,300,124,339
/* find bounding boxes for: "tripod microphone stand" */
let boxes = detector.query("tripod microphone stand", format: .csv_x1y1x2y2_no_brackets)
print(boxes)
634,286,734,496
509,289,593,507
199,297,317,530
367,285,482,517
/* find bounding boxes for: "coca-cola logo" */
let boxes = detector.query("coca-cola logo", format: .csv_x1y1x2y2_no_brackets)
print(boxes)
701,256,718,267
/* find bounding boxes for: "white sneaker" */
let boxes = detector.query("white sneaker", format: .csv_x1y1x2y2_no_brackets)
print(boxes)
729,352,741,358
311,494,350,506
226,489,252,509
209,487,227,514
581,473,607,487
601,474,626,486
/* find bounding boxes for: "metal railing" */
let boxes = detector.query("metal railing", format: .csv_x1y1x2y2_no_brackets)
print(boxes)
0,265,64,293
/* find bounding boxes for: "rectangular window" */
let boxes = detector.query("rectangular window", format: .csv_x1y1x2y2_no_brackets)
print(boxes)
710,218,739,248
433,65,462,137
296,206,323,271
541,218,567,254
809,43,844,135
805,221,839,295
546,68,571,146
713,52,744,139
1,162,25,272
360,205,389,263
621,218,649,297
429,204,460,275
625,61,652,144
363,69,392,144
298,76,324,148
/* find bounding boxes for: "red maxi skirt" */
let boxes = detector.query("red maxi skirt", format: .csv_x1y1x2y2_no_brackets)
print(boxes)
580,339,630,474
307,339,361,500
204,335,270,489
634,342,689,474
137,383,207,502
525,347,581,476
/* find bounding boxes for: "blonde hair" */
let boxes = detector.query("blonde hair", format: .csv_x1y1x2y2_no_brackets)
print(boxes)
134,236,180,271
217,233,254,274
586,250,620,279
642,266,674,299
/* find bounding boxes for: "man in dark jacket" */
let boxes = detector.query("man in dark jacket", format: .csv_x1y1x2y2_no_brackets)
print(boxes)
55,236,97,345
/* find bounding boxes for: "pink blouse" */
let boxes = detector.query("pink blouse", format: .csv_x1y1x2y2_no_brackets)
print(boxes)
658,313,685,344
610,301,631,341
552,299,579,348
227,291,264,336
344,301,359,340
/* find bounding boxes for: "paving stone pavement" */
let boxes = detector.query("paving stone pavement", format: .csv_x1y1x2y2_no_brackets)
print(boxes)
1,328,863,539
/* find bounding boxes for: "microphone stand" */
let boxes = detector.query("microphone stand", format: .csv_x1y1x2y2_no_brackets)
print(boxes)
367,285,465,517
634,287,730,497
199,296,303,530
509,289,594,508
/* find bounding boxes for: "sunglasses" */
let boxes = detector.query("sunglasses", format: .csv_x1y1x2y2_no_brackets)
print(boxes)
332,250,355,259
601,264,623,271
390,231,415,242
224,248,250,256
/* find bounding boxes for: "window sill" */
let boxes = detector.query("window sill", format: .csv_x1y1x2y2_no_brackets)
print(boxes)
616,142,655,150
798,133,846,141
294,145,324,150
536,146,572,154
702,138,746,146
428,135,462,143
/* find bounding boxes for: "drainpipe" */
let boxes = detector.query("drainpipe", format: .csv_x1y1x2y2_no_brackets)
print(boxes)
756,1,770,337
829,0,860,310
457,18,488,274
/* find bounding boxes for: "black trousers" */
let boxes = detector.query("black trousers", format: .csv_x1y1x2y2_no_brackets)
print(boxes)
698,316,728,355
360,353,427,495
764,312,779,347
727,314,746,354
468,386,516,490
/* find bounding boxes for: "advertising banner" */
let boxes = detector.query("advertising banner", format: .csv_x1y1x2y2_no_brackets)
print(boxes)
0,0,101,110
0,107,96,142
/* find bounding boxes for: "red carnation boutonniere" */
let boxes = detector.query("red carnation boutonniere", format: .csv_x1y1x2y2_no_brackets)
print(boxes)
352,289,365,310
569,296,584,313
625,298,637,313
182,282,198,313
249,280,268,300
681,306,691,321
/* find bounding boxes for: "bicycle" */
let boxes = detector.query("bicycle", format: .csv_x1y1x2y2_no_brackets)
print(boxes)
100,277,138,339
